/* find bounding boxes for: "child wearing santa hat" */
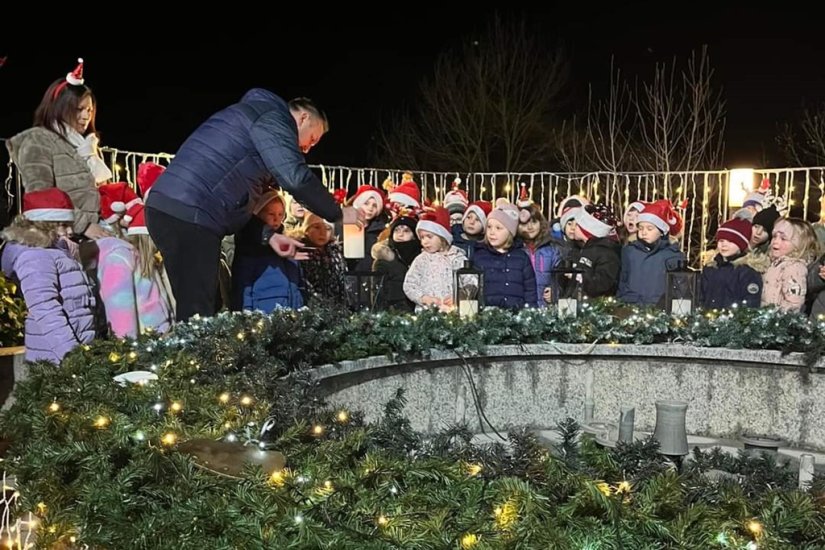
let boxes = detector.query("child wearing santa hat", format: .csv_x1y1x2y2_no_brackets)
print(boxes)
558,203,622,299
699,218,762,309
471,202,538,309
403,206,467,312
93,163,175,338
347,184,390,272
617,199,685,305
1,188,97,362
453,200,492,260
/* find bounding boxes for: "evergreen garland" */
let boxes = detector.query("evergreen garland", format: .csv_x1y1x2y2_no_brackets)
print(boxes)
0,302,823,548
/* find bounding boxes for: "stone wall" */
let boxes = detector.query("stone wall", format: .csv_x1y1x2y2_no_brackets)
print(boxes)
313,344,825,451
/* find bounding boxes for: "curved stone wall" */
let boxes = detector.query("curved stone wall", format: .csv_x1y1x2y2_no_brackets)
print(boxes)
312,344,825,451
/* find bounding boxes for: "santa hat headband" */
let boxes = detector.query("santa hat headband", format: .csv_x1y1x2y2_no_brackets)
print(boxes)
53,58,85,99
517,183,532,208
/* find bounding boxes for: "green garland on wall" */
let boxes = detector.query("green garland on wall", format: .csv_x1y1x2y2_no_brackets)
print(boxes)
1,302,824,548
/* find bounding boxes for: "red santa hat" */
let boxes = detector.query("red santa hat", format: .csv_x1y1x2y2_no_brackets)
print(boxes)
350,185,386,211
637,199,682,236
416,206,452,244
443,178,469,214
516,183,532,208
557,195,590,219
463,200,493,229
126,207,149,236
388,179,421,208
575,203,617,240
98,183,143,224
624,201,646,218
137,162,166,199
66,58,84,85
52,58,86,99
23,188,75,222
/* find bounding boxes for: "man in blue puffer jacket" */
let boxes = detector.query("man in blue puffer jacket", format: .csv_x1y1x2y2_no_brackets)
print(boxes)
145,89,362,321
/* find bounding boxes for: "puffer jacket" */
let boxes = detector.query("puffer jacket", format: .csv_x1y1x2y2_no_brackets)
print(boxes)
1,228,97,363
6,127,99,235
145,88,340,236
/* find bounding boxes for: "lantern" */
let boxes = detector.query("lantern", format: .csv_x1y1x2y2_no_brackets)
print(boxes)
551,263,583,318
345,271,385,311
453,260,484,319
665,260,699,316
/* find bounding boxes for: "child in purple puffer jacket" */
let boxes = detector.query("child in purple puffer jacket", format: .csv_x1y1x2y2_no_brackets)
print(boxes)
0,188,97,363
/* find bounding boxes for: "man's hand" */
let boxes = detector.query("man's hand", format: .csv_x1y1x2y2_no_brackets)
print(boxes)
543,287,553,303
342,205,367,229
268,233,307,259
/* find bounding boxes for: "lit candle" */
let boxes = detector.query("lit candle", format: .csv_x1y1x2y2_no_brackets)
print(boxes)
458,299,478,319
557,298,577,318
343,223,364,258
671,299,692,315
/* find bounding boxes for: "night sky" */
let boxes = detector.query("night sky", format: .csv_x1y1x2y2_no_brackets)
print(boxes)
2,5,823,171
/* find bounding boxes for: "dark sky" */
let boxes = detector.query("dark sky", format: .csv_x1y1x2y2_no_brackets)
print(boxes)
2,5,823,170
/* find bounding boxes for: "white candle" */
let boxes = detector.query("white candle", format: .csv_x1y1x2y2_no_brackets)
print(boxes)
458,300,478,319
671,299,692,316
342,223,364,259
557,298,577,318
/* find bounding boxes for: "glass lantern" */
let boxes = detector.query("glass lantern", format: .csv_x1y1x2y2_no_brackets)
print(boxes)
551,263,584,318
665,260,698,316
454,260,484,319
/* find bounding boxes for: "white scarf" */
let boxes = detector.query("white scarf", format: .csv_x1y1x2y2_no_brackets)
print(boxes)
56,123,113,184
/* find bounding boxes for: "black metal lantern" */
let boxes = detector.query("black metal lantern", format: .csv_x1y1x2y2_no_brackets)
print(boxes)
551,263,584,317
344,271,385,311
454,260,484,319
665,260,699,316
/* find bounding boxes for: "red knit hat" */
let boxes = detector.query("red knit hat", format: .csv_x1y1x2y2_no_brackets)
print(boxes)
463,200,493,229
416,206,452,244
137,162,166,198
350,185,387,210
23,188,74,222
716,218,752,252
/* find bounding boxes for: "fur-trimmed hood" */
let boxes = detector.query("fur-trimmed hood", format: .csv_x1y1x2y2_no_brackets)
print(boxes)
702,249,772,273
371,238,395,262
1,224,56,249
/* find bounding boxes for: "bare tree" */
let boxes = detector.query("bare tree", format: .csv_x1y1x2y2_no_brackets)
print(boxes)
777,103,825,166
556,47,726,173
373,14,569,172
634,46,726,171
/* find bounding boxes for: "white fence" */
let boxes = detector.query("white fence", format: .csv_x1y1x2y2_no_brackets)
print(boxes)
4,144,825,266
